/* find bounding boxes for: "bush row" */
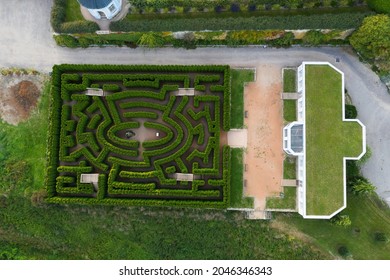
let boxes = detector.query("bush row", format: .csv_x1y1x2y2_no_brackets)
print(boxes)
123,111,159,119
128,0,366,13
54,29,347,49
97,174,107,200
51,0,98,33
107,122,140,148
222,145,231,206
186,137,218,165
120,101,166,112
56,175,94,195
111,12,371,32
109,182,220,197
46,195,228,208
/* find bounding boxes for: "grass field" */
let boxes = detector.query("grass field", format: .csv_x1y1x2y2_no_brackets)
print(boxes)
0,80,50,196
283,68,296,92
305,65,363,216
276,193,390,259
283,100,296,122
230,148,254,209
283,157,296,179
65,0,84,22
266,187,297,210
230,69,254,128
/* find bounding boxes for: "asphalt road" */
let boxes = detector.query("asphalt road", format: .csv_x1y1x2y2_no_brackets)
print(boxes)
1,0,390,204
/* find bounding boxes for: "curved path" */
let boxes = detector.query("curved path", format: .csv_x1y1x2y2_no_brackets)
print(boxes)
1,0,390,204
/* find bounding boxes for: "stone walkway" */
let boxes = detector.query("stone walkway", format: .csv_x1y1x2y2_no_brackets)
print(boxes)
227,129,247,148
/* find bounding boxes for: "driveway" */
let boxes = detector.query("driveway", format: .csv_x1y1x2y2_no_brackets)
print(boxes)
1,1,390,205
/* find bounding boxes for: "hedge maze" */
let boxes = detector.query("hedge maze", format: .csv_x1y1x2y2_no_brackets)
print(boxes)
46,64,231,208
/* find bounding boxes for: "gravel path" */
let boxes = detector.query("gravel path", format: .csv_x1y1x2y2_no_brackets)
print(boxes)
1,1,390,204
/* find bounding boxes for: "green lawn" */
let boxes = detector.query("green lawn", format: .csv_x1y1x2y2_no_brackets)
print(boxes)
266,187,297,210
0,80,50,196
283,100,296,122
230,69,254,129
283,157,296,179
305,65,364,216
0,196,329,260
65,0,84,22
276,194,390,259
230,148,254,209
283,68,296,92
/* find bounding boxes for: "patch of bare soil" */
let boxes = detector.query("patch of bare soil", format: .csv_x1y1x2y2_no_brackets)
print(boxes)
0,73,45,125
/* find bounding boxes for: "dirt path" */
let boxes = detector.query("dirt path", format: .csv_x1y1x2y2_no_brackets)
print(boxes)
243,65,284,210
0,73,46,125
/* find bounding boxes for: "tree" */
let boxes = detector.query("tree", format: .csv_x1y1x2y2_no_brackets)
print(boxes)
350,15,390,71
350,178,376,196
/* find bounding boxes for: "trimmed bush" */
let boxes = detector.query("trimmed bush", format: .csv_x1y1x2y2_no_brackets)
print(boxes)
111,12,372,32
338,245,351,258
345,104,358,118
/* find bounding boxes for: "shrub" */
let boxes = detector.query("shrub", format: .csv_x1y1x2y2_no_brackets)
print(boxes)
248,4,256,12
350,178,376,196
338,245,351,258
51,0,66,33
215,5,224,13
302,30,325,46
374,232,389,243
137,32,165,47
60,21,99,34
54,35,79,48
231,3,240,12
345,104,357,118
331,214,352,226
50,0,99,34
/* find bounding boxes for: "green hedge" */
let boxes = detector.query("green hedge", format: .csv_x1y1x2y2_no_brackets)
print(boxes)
46,64,231,207
367,0,390,13
111,12,372,32
51,0,98,33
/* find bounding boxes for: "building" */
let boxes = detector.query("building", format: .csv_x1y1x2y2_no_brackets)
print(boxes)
283,62,366,219
78,0,122,20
